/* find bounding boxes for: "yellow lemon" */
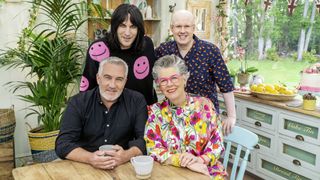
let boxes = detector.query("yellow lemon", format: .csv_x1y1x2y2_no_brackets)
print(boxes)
250,85,258,91
256,86,265,93
284,90,295,95
265,84,275,92
274,84,281,91
257,83,265,88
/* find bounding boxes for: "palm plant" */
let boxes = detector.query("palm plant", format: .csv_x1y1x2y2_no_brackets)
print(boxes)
0,0,87,132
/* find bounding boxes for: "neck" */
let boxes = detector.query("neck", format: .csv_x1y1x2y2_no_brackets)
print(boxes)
170,92,187,107
177,39,194,57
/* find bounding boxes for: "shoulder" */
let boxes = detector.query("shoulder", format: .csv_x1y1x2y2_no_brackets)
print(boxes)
123,89,147,104
190,95,214,108
68,88,97,108
158,40,175,48
142,36,155,49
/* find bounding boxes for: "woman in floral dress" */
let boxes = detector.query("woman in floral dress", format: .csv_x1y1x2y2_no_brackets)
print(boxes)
144,55,227,179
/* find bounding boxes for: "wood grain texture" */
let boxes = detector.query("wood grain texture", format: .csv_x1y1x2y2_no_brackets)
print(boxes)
12,160,210,180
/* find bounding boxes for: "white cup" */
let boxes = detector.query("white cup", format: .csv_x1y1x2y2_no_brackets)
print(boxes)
130,156,154,179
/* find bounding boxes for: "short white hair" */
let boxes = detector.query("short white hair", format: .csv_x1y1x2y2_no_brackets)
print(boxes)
98,57,128,77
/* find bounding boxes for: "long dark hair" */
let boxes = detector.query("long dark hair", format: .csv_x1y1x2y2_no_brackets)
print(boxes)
108,4,145,52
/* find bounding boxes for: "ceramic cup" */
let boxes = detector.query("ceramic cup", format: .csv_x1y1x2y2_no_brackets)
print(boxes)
99,145,114,156
130,155,154,179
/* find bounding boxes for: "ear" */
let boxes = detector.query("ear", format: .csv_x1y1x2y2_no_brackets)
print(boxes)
96,74,101,85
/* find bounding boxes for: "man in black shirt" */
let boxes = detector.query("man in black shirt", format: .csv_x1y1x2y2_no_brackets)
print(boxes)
55,57,148,170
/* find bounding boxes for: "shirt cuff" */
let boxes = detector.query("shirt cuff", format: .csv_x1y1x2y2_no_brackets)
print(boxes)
128,138,146,155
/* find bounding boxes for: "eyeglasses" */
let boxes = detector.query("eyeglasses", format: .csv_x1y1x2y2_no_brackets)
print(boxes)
156,74,182,86
172,24,194,31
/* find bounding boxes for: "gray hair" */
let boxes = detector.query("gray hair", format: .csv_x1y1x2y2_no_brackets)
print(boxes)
98,57,128,77
152,55,190,80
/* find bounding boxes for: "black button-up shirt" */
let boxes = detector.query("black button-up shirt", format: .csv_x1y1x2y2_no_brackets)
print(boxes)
55,87,148,159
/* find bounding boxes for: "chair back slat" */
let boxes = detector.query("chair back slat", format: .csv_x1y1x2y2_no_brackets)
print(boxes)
223,126,258,180
223,142,232,168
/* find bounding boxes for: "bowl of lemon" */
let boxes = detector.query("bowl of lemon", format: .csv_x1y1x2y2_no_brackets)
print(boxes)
250,84,297,101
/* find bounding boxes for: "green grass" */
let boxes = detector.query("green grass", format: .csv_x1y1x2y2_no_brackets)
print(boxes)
227,58,313,88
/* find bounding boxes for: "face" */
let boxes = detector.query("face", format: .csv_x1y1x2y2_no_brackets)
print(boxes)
89,41,110,62
171,13,195,48
157,67,186,103
117,14,138,49
133,56,150,79
97,63,127,103
79,76,89,91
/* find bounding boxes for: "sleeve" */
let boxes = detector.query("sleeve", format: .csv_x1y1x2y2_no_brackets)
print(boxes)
144,105,172,163
128,94,148,154
201,98,224,165
211,45,234,93
55,97,84,159
81,40,110,92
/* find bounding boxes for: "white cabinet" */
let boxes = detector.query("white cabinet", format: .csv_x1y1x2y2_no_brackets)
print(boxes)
219,95,320,180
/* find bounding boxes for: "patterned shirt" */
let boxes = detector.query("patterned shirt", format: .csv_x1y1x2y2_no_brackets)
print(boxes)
144,95,226,178
155,35,234,113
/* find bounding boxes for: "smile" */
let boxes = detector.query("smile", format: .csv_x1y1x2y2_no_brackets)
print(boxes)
92,49,107,57
136,67,149,74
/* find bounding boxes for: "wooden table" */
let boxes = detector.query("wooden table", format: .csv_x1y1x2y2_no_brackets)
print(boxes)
12,160,210,180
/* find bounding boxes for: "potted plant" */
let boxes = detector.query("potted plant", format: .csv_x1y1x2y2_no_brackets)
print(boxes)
228,68,237,87
302,93,317,111
235,46,258,87
0,0,86,162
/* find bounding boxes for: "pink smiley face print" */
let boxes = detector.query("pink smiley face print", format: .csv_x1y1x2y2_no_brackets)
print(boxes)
80,76,89,91
89,41,110,62
134,56,150,80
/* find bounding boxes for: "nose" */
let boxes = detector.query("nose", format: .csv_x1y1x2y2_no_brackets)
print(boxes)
109,79,116,88
124,27,130,36
166,79,174,86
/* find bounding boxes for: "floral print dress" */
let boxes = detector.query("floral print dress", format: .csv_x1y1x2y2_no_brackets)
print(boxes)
144,95,227,178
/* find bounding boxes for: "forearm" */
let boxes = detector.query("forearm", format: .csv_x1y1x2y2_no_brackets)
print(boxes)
124,146,143,161
222,92,236,118
65,147,94,164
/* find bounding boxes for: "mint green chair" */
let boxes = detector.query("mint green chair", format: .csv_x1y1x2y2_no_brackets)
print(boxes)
223,126,258,180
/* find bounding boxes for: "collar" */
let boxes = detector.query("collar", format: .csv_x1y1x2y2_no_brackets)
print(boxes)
96,87,124,106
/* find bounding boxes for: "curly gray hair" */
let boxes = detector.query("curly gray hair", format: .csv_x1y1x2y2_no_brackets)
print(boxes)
152,55,190,81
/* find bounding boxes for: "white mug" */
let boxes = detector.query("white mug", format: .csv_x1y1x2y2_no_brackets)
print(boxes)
130,155,154,179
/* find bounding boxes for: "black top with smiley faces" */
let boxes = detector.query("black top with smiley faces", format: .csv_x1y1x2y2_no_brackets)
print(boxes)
81,35,157,105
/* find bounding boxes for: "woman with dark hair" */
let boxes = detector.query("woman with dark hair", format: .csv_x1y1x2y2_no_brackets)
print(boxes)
81,3,157,105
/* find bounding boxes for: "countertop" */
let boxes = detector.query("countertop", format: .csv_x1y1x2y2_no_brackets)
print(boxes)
234,93,320,118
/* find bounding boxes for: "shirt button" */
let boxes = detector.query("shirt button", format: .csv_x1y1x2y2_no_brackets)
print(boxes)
105,111,108,114
106,124,110,127
104,139,108,142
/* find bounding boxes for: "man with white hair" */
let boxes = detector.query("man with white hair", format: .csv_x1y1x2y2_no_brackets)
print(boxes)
155,10,236,135
56,57,147,170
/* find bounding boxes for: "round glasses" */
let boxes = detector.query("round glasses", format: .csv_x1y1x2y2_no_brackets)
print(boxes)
156,74,182,86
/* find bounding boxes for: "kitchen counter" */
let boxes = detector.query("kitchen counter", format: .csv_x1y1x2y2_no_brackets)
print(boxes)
234,93,320,118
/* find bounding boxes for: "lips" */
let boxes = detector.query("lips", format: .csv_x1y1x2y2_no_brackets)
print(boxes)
167,88,177,93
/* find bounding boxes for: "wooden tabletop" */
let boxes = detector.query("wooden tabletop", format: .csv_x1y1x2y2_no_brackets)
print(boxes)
234,93,320,118
12,160,210,180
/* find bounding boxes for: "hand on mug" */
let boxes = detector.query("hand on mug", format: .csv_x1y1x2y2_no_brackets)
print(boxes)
89,151,116,170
